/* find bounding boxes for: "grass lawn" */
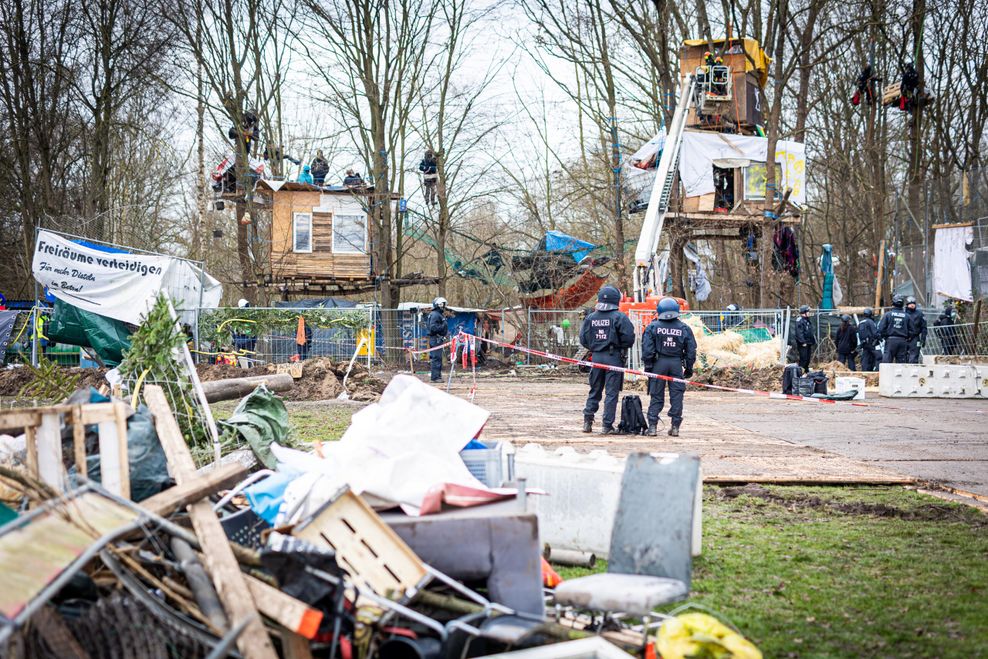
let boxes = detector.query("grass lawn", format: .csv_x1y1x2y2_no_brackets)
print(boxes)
558,485,988,659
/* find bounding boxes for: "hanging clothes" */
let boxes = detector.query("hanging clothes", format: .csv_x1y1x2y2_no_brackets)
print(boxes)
772,225,800,278
933,226,974,302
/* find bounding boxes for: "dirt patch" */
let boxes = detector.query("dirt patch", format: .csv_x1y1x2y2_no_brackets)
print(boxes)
692,365,784,391
716,483,983,525
815,360,879,387
197,358,387,402
0,365,108,400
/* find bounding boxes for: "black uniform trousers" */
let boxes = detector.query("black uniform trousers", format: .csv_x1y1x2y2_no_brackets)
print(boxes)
646,357,685,425
907,340,922,364
860,345,879,371
838,352,856,371
583,354,623,427
429,336,446,381
797,344,814,372
884,337,910,364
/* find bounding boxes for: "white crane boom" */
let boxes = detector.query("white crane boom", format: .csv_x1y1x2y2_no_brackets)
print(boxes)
633,75,696,302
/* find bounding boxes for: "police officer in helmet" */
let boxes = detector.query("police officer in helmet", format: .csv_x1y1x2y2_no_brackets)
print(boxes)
642,297,696,437
794,305,816,373
903,295,927,363
579,285,636,434
878,294,910,363
427,297,449,382
857,308,881,371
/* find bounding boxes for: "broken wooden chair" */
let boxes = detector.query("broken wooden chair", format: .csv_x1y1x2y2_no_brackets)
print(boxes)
551,453,700,639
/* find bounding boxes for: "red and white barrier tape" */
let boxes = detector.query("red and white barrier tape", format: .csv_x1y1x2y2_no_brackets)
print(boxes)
452,331,873,408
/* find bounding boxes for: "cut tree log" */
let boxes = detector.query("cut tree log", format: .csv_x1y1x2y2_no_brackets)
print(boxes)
144,384,277,659
200,373,294,402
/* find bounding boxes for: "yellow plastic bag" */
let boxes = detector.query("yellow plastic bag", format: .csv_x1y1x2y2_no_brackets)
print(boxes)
656,612,761,659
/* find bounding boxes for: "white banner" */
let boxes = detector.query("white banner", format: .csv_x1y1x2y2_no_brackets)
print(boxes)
32,230,222,324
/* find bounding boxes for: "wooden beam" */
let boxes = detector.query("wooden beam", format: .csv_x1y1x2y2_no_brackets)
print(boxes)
144,384,277,659
72,405,87,479
874,239,886,309
930,222,974,230
245,575,323,640
140,462,248,517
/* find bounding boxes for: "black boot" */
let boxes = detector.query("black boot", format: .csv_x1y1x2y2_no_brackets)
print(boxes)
602,425,617,435
645,423,657,437
582,417,593,434
668,422,680,437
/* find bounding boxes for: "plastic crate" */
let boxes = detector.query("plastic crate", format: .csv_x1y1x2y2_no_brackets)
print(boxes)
460,441,503,488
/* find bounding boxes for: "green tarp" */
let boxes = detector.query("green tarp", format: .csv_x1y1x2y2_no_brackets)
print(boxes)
219,385,290,469
47,300,132,366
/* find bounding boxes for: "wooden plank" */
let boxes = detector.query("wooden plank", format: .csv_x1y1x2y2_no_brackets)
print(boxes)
281,629,315,659
931,222,974,230
72,405,87,479
36,413,63,491
97,418,124,498
24,425,38,479
113,402,130,500
141,462,247,517
245,575,323,640
144,384,277,659
0,410,41,431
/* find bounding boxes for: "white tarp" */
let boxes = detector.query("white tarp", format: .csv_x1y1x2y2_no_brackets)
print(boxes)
630,129,666,170
271,374,493,516
679,132,806,205
32,230,222,324
934,225,974,302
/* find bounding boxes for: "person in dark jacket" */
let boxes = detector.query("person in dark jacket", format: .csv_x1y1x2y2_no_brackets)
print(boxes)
904,296,927,363
794,305,816,372
579,285,636,435
310,150,329,186
419,150,439,208
426,297,449,382
878,295,910,363
933,303,959,355
641,297,697,437
857,308,881,371
835,314,858,371
343,169,364,187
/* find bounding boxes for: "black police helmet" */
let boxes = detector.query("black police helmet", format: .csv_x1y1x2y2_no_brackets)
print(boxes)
892,295,904,308
596,285,621,311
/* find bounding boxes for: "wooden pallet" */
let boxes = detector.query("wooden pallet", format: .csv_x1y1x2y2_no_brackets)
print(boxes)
293,489,427,601
0,402,130,499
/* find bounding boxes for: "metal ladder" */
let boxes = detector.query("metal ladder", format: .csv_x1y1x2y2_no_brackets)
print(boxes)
633,75,697,300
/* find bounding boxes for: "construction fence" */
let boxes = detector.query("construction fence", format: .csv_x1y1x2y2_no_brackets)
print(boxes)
5,305,987,371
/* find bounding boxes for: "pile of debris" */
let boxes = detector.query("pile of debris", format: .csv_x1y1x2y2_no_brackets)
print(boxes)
198,357,386,401
0,372,762,659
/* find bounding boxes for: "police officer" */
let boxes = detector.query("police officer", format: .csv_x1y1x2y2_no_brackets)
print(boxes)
642,297,697,437
427,297,449,382
903,296,927,363
857,308,881,371
794,305,816,373
878,295,910,363
579,285,636,434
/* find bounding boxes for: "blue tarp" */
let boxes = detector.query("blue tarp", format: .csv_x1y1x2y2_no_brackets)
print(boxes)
543,230,597,263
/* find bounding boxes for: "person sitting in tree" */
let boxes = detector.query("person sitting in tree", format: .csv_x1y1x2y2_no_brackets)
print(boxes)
899,61,919,112
852,63,879,106
343,169,364,188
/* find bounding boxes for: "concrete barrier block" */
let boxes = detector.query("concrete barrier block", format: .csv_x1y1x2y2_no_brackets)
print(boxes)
879,363,934,397
514,445,702,558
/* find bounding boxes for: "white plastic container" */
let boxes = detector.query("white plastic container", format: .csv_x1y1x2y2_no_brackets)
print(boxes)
835,376,866,400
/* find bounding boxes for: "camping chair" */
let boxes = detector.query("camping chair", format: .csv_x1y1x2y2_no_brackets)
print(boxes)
552,453,700,638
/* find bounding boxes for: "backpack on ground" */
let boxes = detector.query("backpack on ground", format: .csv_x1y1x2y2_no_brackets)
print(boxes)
618,395,647,435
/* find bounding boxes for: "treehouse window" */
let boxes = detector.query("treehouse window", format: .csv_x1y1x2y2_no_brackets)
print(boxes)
743,162,782,200
333,214,366,254
293,212,312,253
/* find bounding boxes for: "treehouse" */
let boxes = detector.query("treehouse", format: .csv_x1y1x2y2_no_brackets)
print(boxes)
680,37,769,132
256,180,393,295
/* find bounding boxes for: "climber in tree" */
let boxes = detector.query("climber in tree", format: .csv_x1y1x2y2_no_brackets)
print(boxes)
852,63,879,106
899,61,919,112
419,149,439,208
